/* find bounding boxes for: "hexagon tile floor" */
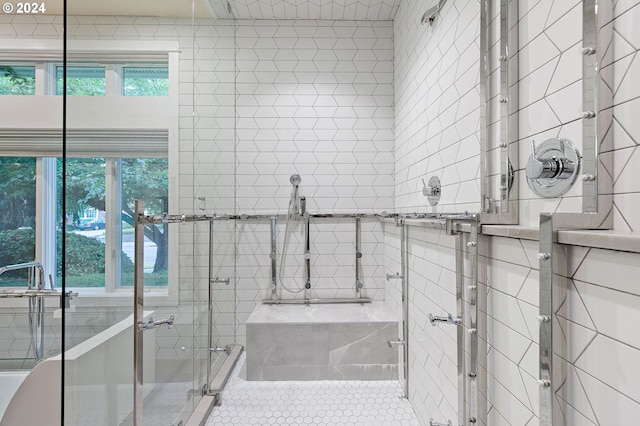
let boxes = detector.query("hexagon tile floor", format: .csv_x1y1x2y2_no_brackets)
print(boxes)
206,354,420,426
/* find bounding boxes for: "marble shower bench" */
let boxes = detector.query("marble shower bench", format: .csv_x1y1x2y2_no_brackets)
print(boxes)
246,302,399,381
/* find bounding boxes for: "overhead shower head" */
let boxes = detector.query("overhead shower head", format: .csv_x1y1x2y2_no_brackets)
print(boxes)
290,174,301,187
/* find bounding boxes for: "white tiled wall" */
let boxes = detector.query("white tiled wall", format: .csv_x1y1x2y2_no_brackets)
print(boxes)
394,0,482,213
234,19,394,215
392,1,640,425
384,224,461,426
483,237,640,425
4,2,640,425
512,0,640,227
231,19,394,343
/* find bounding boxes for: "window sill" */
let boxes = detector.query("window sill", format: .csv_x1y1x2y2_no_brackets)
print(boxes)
68,287,178,308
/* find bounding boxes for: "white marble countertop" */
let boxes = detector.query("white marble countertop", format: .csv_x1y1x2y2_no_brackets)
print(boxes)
247,302,398,324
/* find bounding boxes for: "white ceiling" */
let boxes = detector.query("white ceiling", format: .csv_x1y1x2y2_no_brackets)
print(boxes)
226,0,401,20
45,0,400,20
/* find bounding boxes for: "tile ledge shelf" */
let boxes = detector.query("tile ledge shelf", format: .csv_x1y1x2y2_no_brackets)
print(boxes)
481,225,640,254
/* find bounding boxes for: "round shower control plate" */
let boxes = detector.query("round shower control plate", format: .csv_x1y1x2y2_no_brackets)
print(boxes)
525,138,580,198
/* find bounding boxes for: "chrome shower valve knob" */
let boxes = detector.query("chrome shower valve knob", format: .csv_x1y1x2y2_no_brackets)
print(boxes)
422,176,441,206
525,138,581,198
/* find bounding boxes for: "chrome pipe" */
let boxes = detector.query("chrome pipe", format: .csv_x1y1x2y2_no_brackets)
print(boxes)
138,213,233,225
454,230,467,426
270,216,277,300
133,200,145,425
400,223,409,399
34,296,43,362
354,218,363,298
207,220,214,393
468,215,481,425
0,261,49,363
262,297,372,305
539,213,554,425
0,289,71,298
304,211,311,300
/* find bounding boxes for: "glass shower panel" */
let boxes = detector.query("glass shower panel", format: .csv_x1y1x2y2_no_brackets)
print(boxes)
0,1,64,424
63,0,199,425
192,16,238,389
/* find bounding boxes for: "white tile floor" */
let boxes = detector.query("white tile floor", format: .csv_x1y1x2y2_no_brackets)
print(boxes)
206,354,421,426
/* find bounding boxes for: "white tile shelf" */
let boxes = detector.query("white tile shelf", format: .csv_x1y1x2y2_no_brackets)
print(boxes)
482,225,640,254
246,303,399,381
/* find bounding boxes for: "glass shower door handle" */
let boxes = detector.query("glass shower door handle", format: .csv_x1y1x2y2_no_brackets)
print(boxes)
137,315,175,332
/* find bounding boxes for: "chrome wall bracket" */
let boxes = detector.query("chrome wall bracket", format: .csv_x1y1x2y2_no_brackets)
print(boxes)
211,276,230,285
137,315,175,332
429,420,452,426
209,345,232,356
479,0,519,223
539,213,568,426
428,313,462,326
526,138,580,198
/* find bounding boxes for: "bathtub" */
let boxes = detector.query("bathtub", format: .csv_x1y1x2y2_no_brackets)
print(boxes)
0,311,155,425
246,302,399,381
0,372,28,420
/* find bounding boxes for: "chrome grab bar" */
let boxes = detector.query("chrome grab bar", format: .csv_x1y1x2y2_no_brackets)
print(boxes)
137,315,174,332
0,289,76,299
428,313,462,326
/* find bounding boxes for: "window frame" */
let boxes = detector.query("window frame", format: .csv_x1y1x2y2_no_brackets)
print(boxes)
0,39,180,307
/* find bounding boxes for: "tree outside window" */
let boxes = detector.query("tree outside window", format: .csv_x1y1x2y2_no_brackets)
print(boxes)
0,66,36,95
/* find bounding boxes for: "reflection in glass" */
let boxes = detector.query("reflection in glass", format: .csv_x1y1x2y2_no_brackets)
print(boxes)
0,66,36,95
56,66,106,96
121,158,169,287
0,157,36,285
123,67,169,96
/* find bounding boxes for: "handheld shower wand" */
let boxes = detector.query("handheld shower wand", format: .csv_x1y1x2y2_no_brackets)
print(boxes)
289,174,302,215
290,174,301,187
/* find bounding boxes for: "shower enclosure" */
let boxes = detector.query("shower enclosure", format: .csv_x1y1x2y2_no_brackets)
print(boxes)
1,0,240,424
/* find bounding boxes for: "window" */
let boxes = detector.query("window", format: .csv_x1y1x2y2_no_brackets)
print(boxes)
0,40,178,296
64,157,169,288
0,155,168,290
123,67,169,96
56,66,106,96
0,157,36,286
0,66,36,95
120,158,169,287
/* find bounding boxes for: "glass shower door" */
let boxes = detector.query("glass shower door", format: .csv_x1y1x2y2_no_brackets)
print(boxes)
62,0,202,424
